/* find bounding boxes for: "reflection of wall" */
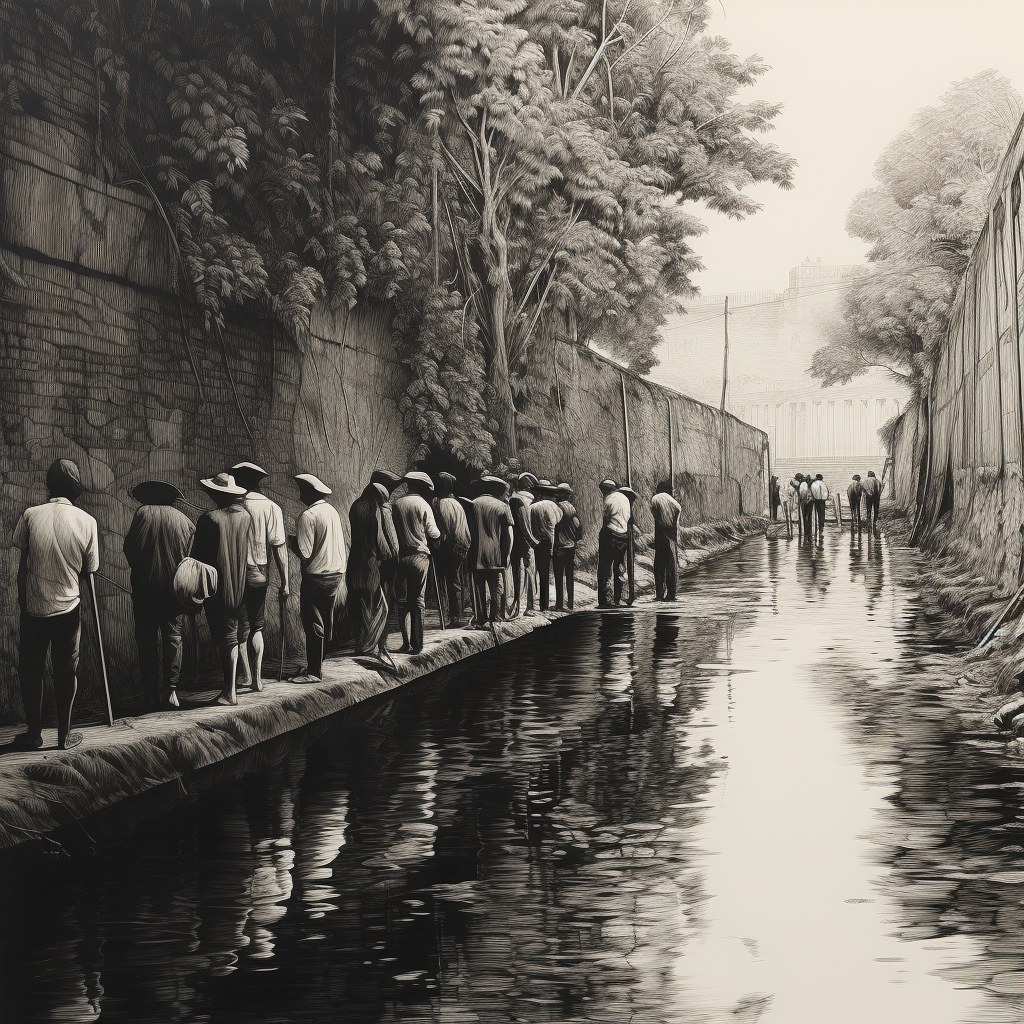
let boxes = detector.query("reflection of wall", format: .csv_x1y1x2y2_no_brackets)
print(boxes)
651,261,910,483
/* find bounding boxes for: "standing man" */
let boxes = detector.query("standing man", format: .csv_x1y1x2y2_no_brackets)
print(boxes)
123,480,195,708
433,472,472,627
651,481,682,602
191,471,252,705
392,471,440,653
529,480,563,612
598,479,630,607
769,475,781,521
863,470,881,531
552,483,581,611
230,462,289,693
468,476,515,624
618,485,640,606
781,475,798,537
12,459,99,750
810,474,829,536
348,481,397,666
292,474,346,683
370,470,403,619
847,474,864,533
509,472,539,617
799,473,814,539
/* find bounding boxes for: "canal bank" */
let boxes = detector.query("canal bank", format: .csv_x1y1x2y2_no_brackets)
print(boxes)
0,515,765,850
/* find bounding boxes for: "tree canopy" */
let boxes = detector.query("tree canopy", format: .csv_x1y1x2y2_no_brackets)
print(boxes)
3,0,794,465
811,71,1022,394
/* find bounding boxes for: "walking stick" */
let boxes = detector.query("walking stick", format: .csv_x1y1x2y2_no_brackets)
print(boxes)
626,517,636,606
430,554,447,631
88,574,115,727
278,591,287,682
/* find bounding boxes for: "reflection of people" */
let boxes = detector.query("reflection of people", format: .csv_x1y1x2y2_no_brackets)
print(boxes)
598,479,630,607
651,481,681,601
123,480,195,708
13,459,98,750
392,471,440,653
529,481,563,612
292,474,346,682
192,472,252,705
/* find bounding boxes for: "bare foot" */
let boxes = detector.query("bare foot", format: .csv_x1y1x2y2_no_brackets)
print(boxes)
59,732,83,751
216,692,237,706
166,690,180,708
253,679,265,693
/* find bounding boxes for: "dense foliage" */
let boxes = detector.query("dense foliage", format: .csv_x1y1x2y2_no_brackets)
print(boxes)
3,0,793,464
811,71,1022,395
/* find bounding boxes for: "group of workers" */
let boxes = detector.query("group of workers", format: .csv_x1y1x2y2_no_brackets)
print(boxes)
768,470,883,537
11,458,684,751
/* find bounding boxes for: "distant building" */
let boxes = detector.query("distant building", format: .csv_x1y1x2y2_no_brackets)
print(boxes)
650,259,909,487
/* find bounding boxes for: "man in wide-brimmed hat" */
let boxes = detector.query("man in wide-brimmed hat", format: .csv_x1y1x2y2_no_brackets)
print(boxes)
650,480,681,602
553,482,582,611
348,481,398,666
529,479,563,612
433,472,471,628
123,480,195,707
230,462,289,692
509,471,539,616
291,474,346,682
191,471,251,705
468,476,514,625
598,479,630,607
11,458,98,750
391,471,441,653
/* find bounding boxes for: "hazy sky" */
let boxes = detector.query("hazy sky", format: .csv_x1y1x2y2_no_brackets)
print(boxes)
686,0,1023,297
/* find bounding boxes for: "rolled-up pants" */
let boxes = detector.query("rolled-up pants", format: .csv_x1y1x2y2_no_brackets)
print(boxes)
19,606,80,743
301,571,343,677
132,593,183,696
654,527,678,600
597,527,628,605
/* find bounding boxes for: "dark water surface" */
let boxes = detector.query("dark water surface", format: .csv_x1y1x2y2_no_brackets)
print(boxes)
4,532,1024,1023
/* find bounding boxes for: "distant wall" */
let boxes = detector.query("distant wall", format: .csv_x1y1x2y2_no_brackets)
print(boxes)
0,31,766,721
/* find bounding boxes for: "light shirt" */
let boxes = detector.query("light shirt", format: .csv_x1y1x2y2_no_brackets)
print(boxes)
847,481,863,502
392,494,441,556
529,499,563,548
863,475,881,497
13,497,99,617
434,496,472,551
650,492,681,530
781,482,797,503
297,500,347,575
799,481,812,504
810,479,829,500
243,491,285,566
603,491,631,535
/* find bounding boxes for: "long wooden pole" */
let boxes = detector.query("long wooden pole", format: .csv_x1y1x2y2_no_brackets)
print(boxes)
668,397,675,490
720,295,730,485
88,574,115,727
620,372,632,488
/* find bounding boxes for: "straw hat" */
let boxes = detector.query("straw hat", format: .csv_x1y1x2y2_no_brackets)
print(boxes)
371,470,403,490
556,482,575,498
294,473,332,496
132,480,184,505
480,475,508,497
229,462,268,489
517,472,539,489
617,485,638,502
403,470,435,492
199,472,246,497
599,478,618,493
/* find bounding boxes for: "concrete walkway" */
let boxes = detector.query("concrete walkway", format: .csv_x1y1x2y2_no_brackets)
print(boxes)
0,518,762,849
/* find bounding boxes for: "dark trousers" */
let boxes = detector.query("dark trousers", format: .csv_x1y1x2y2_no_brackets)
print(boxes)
801,501,813,535
438,547,467,626
474,568,503,622
536,539,553,611
597,527,628,606
654,527,678,600
813,498,826,531
19,606,81,744
866,494,880,525
553,548,576,611
770,502,779,521
300,571,343,677
511,546,535,612
132,594,183,699
849,497,862,527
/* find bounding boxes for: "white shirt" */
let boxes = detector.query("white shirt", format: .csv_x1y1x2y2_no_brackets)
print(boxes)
13,498,99,617
297,500,346,575
603,491,631,535
650,492,681,530
243,491,286,566
810,479,829,500
781,482,797,503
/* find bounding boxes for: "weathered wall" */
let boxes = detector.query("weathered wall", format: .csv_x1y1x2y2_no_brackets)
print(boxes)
902,114,1024,590
0,33,767,721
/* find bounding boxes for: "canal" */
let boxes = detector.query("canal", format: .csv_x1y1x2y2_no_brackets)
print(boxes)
3,531,1024,1024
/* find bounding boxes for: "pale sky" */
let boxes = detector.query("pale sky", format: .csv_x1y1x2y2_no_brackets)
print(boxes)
686,0,1024,297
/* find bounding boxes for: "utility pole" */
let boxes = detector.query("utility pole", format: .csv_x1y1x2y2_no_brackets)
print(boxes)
720,295,730,485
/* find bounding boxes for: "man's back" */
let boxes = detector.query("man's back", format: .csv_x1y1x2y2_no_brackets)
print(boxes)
192,504,252,608
243,491,285,567
863,475,881,497
847,481,863,502
470,495,514,569
297,500,347,573
530,499,562,546
124,504,195,599
810,479,828,500
603,491,630,534
435,495,471,551
651,492,681,530
393,493,440,555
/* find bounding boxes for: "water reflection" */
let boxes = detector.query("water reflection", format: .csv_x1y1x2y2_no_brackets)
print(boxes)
2,533,1024,1022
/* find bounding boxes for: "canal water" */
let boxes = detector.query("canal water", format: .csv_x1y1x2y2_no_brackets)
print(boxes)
3,531,1024,1024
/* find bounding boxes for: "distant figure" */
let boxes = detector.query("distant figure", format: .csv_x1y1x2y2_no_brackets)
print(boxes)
348,481,398,667
468,476,515,624
191,472,252,705
292,474,346,683
433,472,472,628
392,471,440,654
123,481,195,708
553,483,581,611
769,475,781,521
231,462,289,693
863,470,881,530
509,472,539,616
598,479,630,607
810,474,829,534
530,480,563,612
799,472,814,538
12,459,98,750
847,475,863,532
651,480,682,601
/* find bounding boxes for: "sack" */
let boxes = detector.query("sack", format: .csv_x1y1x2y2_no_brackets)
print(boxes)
173,557,218,611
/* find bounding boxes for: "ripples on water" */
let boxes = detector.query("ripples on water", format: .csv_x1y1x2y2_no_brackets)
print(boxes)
3,533,1024,1023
